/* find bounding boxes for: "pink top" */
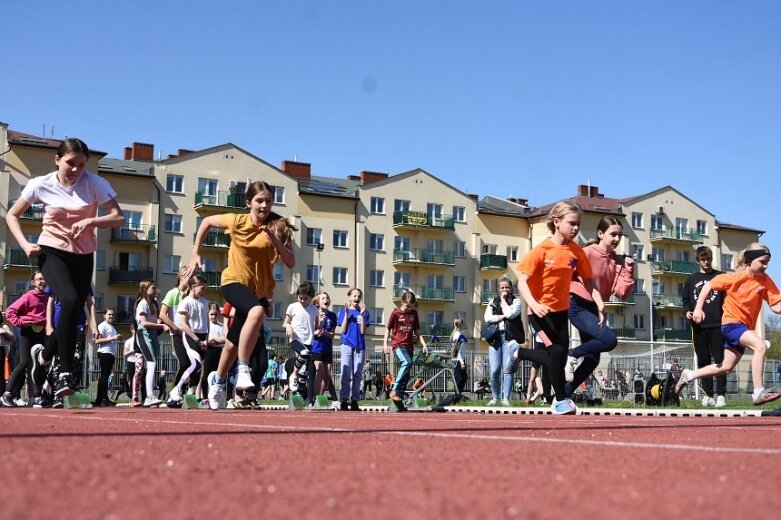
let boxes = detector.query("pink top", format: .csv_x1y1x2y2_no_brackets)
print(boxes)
5,289,49,327
570,243,635,302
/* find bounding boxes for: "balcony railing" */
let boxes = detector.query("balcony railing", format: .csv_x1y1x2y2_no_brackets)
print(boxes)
194,190,248,210
108,266,154,284
653,294,683,308
201,270,222,287
392,249,455,267
480,291,497,304
650,260,698,276
392,285,455,303
653,328,692,342
605,294,636,305
392,210,455,231
3,248,34,269
420,322,451,337
614,326,636,339
649,228,704,244
480,254,508,270
110,224,157,243
196,231,232,249
9,200,45,221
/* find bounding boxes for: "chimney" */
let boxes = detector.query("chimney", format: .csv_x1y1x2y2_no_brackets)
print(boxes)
578,184,589,197
589,185,599,198
347,175,361,181
360,170,389,184
124,142,154,161
177,149,195,157
281,160,311,179
468,194,479,202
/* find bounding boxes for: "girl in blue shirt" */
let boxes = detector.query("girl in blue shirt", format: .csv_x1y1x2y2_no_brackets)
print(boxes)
337,287,370,410
311,292,337,406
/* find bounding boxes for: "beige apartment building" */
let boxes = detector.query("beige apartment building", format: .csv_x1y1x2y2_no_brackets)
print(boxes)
0,125,763,360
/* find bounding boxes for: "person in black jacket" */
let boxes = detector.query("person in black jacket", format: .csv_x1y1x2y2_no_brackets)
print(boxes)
682,246,726,407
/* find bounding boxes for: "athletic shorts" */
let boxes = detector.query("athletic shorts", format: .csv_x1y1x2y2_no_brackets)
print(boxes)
721,323,748,355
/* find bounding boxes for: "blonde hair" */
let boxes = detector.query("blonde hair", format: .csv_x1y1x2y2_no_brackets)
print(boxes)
265,212,296,264
453,318,464,330
736,242,771,270
546,199,582,233
313,292,331,308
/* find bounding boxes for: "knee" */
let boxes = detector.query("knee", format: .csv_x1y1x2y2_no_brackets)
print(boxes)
246,306,265,322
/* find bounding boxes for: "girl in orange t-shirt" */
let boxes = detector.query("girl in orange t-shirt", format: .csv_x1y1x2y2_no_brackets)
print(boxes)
676,243,781,405
514,200,604,415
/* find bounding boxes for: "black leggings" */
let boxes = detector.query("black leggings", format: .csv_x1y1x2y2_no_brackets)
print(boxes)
169,334,189,390
38,246,93,373
693,327,726,396
7,327,46,399
528,311,570,401
96,352,115,401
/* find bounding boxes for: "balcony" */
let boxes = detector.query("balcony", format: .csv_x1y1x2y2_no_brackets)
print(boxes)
480,291,497,305
653,294,683,309
392,210,455,231
649,228,704,245
392,249,455,267
197,231,232,249
392,285,455,303
650,260,698,277
110,224,157,244
614,326,636,339
653,328,692,342
108,266,154,284
194,190,249,211
480,254,508,271
420,322,451,337
604,294,636,306
201,270,222,288
9,200,45,221
3,248,34,269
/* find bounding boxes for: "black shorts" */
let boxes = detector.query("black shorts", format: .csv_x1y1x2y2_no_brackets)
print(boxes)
222,283,269,346
312,351,333,363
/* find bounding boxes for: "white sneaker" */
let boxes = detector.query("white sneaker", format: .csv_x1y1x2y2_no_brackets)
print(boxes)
501,398,510,406
13,398,27,407
715,395,726,408
702,396,716,407
207,371,225,410
565,355,578,382
674,368,693,395
143,396,162,407
235,365,255,391
487,398,497,406
169,386,182,402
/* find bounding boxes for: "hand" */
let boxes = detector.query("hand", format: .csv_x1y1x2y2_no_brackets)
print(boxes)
685,311,693,320
383,345,391,354
22,242,41,258
70,218,94,239
181,257,201,280
359,303,367,312
597,310,605,327
530,302,550,318
624,256,635,270
692,309,705,324
422,345,429,356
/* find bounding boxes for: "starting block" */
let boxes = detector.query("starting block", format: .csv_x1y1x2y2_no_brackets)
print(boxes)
311,394,333,411
182,394,200,409
411,397,429,410
64,392,92,409
288,394,307,411
387,399,407,413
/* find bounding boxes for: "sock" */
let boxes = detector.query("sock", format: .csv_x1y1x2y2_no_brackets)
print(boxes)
238,361,249,368
753,387,765,398
215,375,227,385
59,372,70,378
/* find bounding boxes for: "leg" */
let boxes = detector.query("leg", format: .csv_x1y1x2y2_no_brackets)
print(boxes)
568,300,618,358
392,348,413,397
339,345,354,401
692,327,714,397
351,349,365,401
487,342,503,401
708,328,727,397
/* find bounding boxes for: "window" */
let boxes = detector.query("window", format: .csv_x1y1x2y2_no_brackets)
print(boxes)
453,276,466,293
394,199,411,213
427,239,443,254
426,310,445,326
427,274,444,289
394,236,410,252
273,263,283,281
370,197,385,214
631,212,643,228
306,265,321,284
369,270,384,287
271,185,285,204
676,283,685,296
453,311,467,324
13,281,28,296
650,214,663,231
333,267,348,285
453,206,466,223
124,211,143,230
270,302,284,321
94,293,104,313
306,228,322,246
634,314,646,330
676,250,689,262
427,203,443,224
116,295,135,316
635,278,645,294
164,214,182,233
95,250,105,271
631,244,644,261
369,233,385,251
163,255,181,274
675,218,688,235
166,174,183,193
198,178,218,205
119,252,142,270
369,307,384,325
652,247,665,262
333,230,348,248
507,246,519,263
453,241,466,258
721,254,733,271
394,272,410,288
652,281,665,296
201,258,215,272
482,243,497,255
696,220,708,236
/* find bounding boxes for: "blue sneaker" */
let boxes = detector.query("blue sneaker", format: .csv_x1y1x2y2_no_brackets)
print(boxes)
207,371,225,410
552,398,577,415
506,341,520,372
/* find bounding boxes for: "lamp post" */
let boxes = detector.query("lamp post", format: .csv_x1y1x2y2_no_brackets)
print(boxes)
315,242,325,293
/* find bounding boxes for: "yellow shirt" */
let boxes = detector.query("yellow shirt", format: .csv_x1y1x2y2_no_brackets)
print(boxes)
219,213,277,298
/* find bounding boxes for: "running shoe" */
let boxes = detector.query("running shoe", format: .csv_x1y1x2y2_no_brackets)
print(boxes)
701,396,716,407
235,365,254,391
486,398,497,406
32,397,43,409
753,388,781,405
501,398,511,407
143,396,162,407
1,394,16,407
54,374,76,398
31,344,46,381
715,395,726,408
350,400,361,411
52,397,64,409
565,354,578,383
14,398,27,407
389,390,402,402
207,371,225,410
551,398,577,415
340,399,349,411
169,386,183,403
673,368,693,395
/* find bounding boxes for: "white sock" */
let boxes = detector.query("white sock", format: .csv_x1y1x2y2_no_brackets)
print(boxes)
753,387,765,398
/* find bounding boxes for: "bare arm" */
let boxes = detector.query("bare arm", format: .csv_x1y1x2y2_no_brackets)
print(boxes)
6,199,39,257
692,281,713,324
517,273,549,318
184,215,227,279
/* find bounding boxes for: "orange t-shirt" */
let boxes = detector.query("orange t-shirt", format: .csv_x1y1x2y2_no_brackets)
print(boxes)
517,238,593,312
219,213,277,298
709,270,780,329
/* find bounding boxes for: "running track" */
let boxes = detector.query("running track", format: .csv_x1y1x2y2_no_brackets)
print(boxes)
2,407,779,519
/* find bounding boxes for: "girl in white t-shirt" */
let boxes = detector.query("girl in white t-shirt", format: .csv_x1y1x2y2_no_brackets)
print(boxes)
169,276,210,403
94,307,121,406
133,280,166,407
6,138,124,398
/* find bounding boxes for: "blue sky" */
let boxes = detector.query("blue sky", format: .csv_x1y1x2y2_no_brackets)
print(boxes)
4,1,781,281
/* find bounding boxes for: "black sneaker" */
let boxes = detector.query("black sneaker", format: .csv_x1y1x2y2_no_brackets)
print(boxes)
350,401,361,411
54,374,76,397
1,394,16,407
340,399,349,411
52,397,64,409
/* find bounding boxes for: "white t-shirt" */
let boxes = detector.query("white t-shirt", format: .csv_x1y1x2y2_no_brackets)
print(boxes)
97,321,119,355
135,299,158,329
285,302,318,345
177,296,209,334
123,337,136,362
0,324,14,348
21,171,116,254
208,321,225,348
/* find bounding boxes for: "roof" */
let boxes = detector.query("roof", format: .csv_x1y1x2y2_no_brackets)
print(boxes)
98,157,155,177
715,220,765,234
477,196,531,217
7,130,107,157
299,175,361,199
529,194,626,218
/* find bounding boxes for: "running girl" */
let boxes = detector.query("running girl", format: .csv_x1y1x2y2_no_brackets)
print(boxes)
169,275,210,403
159,269,190,403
